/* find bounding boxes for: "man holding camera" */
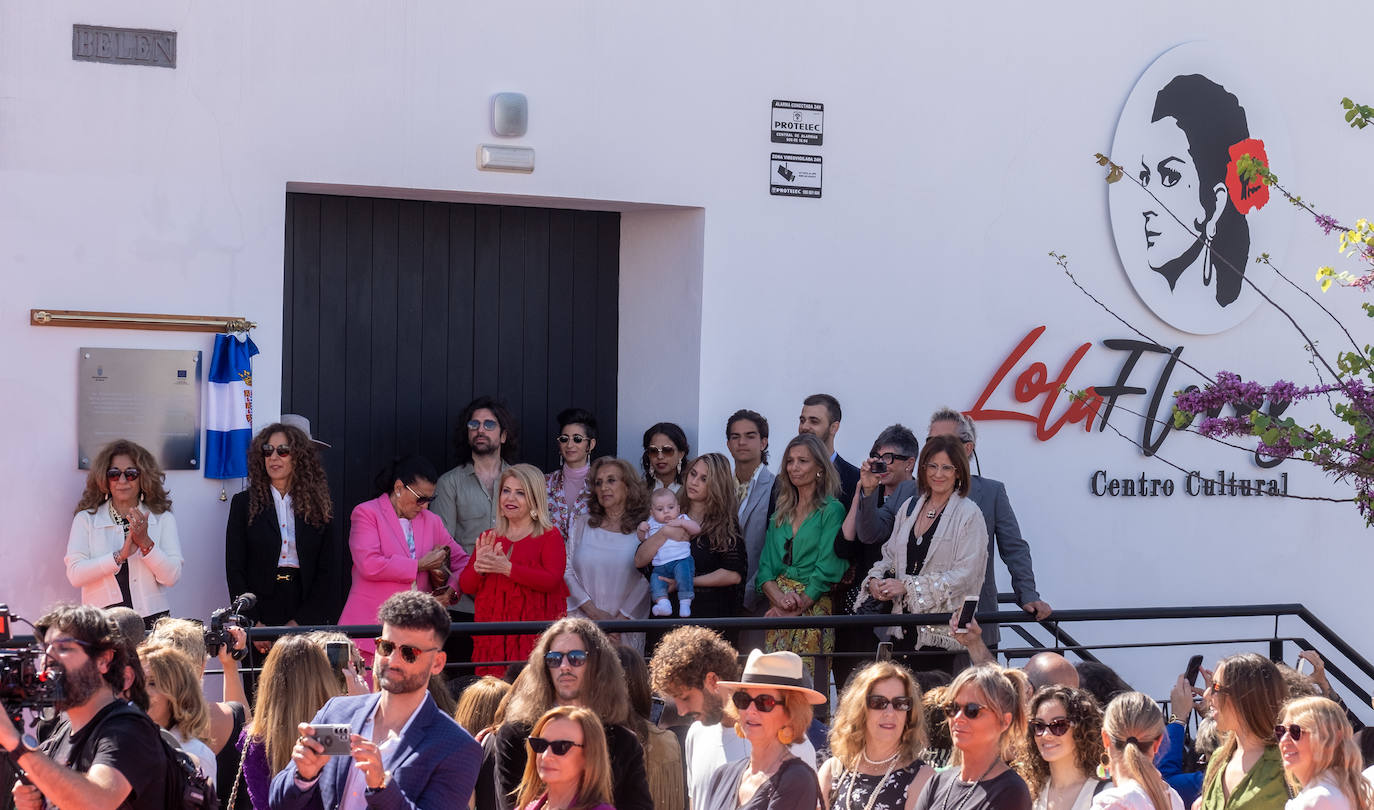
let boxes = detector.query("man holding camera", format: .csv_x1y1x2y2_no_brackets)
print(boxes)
269,591,480,809
2,604,167,809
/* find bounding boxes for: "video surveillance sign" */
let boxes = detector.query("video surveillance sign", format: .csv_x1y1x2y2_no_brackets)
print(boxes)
770,153,822,198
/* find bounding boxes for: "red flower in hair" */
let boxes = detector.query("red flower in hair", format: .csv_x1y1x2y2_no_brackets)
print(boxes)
1225,138,1270,215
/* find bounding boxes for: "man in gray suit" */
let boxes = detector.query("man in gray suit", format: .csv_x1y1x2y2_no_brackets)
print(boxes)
854,407,1052,648
728,409,776,649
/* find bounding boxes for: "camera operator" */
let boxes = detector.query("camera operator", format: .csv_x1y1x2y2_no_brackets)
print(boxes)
145,616,251,800
2,603,167,809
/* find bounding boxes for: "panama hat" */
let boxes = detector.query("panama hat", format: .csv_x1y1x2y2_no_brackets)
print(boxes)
715,649,828,705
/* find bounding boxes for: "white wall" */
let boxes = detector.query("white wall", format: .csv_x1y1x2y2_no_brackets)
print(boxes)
2,2,1371,712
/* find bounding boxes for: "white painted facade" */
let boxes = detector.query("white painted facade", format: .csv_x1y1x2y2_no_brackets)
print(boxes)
2,2,1370,709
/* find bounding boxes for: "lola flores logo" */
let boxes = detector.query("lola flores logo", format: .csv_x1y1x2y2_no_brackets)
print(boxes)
1108,43,1293,335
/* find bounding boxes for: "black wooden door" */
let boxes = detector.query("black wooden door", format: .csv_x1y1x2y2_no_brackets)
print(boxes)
283,193,620,619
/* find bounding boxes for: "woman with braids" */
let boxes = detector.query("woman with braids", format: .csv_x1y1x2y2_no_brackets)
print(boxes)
225,421,336,637
66,438,183,626
820,660,933,810
912,663,1032,810
1199,653,1289,810
633,453,745,640
1021,685,1106,810
1092,691,1183,810
1276,696,1373,810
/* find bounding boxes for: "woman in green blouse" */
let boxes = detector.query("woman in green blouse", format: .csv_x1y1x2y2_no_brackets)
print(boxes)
757,432,846,685
1199,653,1289,810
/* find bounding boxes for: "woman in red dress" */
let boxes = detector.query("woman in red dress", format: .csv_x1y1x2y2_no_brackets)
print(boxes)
460,463,569,676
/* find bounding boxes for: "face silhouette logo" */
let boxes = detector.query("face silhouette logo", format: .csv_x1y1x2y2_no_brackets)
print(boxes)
1109,43,1292,335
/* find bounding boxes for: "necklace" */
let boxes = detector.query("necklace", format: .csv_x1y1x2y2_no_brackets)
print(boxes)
838,754,900,810
936,757,1000,810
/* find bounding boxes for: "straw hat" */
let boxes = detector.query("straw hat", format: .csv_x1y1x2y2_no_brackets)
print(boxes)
715,649,827,705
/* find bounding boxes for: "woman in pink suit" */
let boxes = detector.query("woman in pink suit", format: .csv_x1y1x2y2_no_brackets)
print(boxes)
339,456,468,663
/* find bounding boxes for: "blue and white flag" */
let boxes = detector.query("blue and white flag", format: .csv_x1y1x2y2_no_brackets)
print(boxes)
205,333,259,479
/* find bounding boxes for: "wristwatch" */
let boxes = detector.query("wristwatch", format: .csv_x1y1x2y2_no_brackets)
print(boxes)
6,733,39,758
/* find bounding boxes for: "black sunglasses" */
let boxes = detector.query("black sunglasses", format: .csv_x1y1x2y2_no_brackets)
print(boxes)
1275,723,1305,742
105,467,141,482
866,695,914,712
732,692,779,713
373,637,439,663
545,650,589,669
468,418,500,431
1031,719,1074,737
261,444,292,458
527,737,583,756
943,701,986,720
557,434,589,445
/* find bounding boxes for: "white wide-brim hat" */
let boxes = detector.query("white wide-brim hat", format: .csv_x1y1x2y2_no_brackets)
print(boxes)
715,649,828,705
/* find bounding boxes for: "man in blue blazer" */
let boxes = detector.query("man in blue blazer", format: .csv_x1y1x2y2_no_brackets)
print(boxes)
270,592,481,810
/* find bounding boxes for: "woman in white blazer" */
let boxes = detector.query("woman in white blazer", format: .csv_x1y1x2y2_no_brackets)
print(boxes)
66,439,183,626
858,433,987,674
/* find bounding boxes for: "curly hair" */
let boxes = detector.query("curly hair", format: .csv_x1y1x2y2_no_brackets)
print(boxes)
245,423,333,528
829,661,927,769
503,617,630,728
585,457,649,535
514,706,614,810
75,439,173,515
1020,685,1105,799
649,626,741,694
683,454,743,555
771,434,840,529
641,422,689,486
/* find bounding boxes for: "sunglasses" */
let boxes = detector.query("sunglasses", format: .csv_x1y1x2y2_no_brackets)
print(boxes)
647,445,678,457
404,483,435,505
261,444,292,458
373,637,439,663
943,701,987,720
1275,724,1305,742
1031,719,1074,737
732,692,780,713
105,467,141,482
866,695,914,712
545,650,589,669
557,434,589,445
527,737,583,756
468,418,500,431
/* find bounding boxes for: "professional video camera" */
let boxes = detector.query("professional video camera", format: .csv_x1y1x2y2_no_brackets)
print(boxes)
203,593,255,661
0,604,64,715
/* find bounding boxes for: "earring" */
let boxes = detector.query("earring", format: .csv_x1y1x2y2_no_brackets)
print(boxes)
777,727,795,745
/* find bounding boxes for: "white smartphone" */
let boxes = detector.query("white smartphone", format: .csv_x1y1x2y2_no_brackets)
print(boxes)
953,595,980,633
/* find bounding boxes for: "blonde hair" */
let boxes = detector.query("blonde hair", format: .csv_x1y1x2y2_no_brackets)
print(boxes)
148,617,207,665
1280,697,1373,810
496,464,556,536
249,636,340,775
722,687,813,746
139,644,212,743
514,706,614,810
1102,692,1170,810
829,661,926,768
455,676,511,736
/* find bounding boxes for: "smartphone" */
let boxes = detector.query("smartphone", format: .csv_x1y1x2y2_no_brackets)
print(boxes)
876,641,892,662
311,723,355,756
1184,654,1204,686
953,595,979,633
326,641,350,671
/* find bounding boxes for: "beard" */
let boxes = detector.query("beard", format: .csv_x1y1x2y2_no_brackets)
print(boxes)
55,658,106,713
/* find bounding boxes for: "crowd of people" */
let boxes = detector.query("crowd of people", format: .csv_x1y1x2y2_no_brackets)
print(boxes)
11,393,1365,808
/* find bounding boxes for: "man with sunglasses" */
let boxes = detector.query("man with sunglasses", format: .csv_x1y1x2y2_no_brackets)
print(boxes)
1,603,168,809
270,591,481,809
432,397,519,675
475,617,652,810
648,626,817,808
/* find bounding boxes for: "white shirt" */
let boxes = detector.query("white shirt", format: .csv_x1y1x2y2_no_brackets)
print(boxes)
683,720,816,805
271,487,300,568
